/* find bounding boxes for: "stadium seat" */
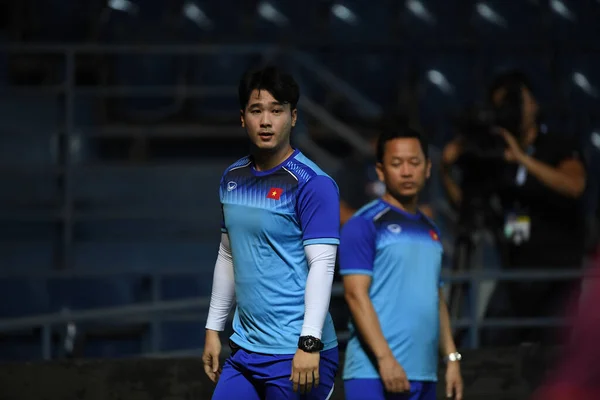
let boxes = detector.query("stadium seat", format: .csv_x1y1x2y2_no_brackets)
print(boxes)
414,49,478,145
162,273,213,300
400,0,469,41
29,0,92,42
318,50,407,110
327,0,394,44
160,320,205,351
0,240,55,272
549,0,600,43
72,165,223,210
0,93,60,165
556,51,600,115
72,241,218,272
47,277,147,312
471,0,546,42
189,54,263,120
0,278,49,317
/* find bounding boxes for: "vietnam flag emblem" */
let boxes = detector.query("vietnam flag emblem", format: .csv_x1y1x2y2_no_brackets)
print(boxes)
266,187,283,200
429,230,439,241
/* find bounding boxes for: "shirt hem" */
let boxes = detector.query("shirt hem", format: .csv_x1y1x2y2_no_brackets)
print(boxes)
343,373,437,382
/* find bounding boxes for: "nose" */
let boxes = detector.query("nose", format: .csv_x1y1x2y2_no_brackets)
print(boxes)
260,113,272,128
400,163,413,177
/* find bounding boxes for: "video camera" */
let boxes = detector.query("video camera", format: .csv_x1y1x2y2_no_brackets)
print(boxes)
452,98,522,229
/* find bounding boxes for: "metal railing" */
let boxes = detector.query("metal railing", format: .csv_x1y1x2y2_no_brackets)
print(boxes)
0,267,595,359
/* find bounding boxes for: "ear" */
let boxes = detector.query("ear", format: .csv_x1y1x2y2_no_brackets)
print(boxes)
425,159,432,180
376,162,385,182
291,108,297,127
240,110,245,128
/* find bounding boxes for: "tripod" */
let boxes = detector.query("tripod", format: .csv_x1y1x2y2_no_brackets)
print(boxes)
448,199,507,347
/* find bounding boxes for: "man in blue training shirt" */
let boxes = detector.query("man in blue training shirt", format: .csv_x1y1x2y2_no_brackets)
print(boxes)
339,127,463,400
202,66,340,400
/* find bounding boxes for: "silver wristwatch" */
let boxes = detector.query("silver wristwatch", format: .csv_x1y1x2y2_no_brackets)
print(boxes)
444,352,462,363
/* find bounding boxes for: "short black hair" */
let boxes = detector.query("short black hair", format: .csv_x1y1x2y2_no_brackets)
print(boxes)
487,69,534,103
238,66,300,110
376,127,429,163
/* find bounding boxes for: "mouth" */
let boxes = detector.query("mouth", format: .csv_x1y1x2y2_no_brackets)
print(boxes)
258,132,274,140
400,182,416,190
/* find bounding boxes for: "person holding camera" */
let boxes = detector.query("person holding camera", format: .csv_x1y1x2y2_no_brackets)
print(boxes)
441,70,587,346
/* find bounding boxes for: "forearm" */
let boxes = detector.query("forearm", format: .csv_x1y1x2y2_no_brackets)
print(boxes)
346,292,393,360
205,234,235,332
441,167,462,206
521,155,585,198
301,244,337,339
438,291,457,356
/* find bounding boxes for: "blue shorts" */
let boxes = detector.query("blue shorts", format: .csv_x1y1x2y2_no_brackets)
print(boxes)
344,379,436,400
212,346,339,400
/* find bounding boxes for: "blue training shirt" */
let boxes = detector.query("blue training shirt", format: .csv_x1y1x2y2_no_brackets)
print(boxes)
220,149,339,354
339,199,443,382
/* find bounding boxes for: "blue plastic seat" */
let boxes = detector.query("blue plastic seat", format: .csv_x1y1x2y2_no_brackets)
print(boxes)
471,0,546,42
0,278,49,317
190,54,262,119
400,0,469,41
319,51,407,110
47,277,146,312
549,0,600,43
160,320,205,351
162,273,213,300
73,241,218,272
557,52,600,114
327,0,394,44
415,50,478,144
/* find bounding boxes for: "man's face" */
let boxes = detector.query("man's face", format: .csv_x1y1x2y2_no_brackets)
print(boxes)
241,89,297,152
492,85,538,135
376,138,431,201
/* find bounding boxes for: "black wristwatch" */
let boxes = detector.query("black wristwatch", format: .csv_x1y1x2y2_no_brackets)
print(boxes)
298,336,324,353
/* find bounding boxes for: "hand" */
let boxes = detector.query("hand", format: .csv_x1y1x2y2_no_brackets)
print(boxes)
445,361,463,399
290,349,320,393
202,330,222,383
377,353,410,393
442,139,463,167
497,128,526,163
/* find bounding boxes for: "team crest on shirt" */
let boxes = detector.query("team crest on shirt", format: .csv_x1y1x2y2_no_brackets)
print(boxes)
429,230,439,241
387,224,402,234
266,187,283,200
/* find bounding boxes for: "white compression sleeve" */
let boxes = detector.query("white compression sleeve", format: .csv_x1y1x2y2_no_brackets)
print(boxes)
205,233,235,332
301,244,338,339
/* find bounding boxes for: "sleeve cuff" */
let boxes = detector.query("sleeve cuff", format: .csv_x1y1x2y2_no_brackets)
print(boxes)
339,269,373,276
303,238,340,246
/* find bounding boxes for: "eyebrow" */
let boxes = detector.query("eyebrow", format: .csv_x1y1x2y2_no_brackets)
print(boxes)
248,101,283,109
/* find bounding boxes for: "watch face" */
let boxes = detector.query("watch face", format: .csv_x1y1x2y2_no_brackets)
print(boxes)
304,337,316,350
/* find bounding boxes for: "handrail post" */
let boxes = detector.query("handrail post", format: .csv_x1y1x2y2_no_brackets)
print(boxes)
468,271,480,349
151,273,161,353
61,49,75,271
42,323,51,360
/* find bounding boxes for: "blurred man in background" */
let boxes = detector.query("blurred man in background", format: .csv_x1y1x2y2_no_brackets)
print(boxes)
340,128,462,400
337,116,435,225
441,70,587,346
